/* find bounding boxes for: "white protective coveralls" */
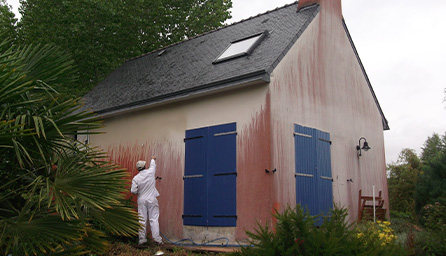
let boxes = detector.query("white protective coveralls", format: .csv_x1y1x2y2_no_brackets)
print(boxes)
131,159,162,244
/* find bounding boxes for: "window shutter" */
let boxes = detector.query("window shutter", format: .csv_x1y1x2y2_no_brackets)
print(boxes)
294,124,318,215
183,128,207,226
208,123,237,226
294,124,333,224
183,123,237,227
316,130,333,216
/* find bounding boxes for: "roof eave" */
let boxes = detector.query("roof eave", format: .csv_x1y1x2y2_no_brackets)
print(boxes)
93,70,271,118
266,4,320,74
342,19,390,131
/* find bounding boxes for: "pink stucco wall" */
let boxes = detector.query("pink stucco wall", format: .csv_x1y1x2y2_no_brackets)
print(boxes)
269,0,389,222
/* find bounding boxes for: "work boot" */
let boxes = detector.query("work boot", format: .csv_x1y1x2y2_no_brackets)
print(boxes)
137,239,148,248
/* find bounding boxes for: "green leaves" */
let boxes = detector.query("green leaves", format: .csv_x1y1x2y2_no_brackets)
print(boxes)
1,215,85,255
0,37,139,255
234,205,406,256
387,149,421,216
388,133,446,217
0,1,17,42
16,0,232,99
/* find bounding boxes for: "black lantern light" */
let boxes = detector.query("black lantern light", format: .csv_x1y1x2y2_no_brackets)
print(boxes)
356,137,371,156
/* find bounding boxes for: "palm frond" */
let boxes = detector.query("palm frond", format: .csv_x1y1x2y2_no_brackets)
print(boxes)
49,149,130,218
14,43,78,86
1,36,140,255
89,204,140,237
1,214,84,256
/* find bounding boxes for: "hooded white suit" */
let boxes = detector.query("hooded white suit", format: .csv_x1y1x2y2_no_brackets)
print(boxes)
131,159,162,244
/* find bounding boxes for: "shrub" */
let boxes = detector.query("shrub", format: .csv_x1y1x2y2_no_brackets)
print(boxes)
415,202,446,255
389,211,418,254
355,220,400,250
232,205,407,256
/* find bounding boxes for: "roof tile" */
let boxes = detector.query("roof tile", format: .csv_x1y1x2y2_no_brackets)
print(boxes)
83,3,320,115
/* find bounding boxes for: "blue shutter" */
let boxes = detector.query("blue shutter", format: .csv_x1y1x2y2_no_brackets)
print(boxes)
183,123,237,227
208,123,237,226
183,127,208,226
294,124,333,223
316,130,333,216
294,124,318,215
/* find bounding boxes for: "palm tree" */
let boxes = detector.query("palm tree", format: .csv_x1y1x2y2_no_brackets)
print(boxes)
0,36,140,255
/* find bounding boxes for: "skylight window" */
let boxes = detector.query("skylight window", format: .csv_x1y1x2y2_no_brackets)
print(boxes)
214,32,266,63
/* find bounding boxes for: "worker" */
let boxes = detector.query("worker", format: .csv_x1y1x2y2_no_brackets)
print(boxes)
131,156,163,246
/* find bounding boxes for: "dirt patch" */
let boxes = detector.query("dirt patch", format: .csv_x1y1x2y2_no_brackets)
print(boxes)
103,242,235,256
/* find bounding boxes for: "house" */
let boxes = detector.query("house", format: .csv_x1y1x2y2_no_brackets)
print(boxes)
83,0,390,243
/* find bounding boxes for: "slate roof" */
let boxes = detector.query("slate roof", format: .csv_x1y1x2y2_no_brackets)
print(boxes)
83,2,320,115
82,2,389,130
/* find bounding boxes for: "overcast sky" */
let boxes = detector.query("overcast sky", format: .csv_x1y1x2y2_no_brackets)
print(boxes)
228,0,446,165
6,0,446,164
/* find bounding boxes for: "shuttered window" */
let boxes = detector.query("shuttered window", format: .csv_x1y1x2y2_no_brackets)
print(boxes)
294,124,333,222
183,127,207,225
183,123,237,226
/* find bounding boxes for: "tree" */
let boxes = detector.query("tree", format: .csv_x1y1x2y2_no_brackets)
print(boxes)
387,148,421,216
420,133,446,163
0,37,140,254
17,0,232,98
0,0,17,41
17,0,142,98
415,133,446,213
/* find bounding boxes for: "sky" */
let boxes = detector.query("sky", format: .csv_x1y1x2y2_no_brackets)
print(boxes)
6,0,446,164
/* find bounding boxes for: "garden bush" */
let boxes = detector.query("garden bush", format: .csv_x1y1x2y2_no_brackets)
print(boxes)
232,205,407,256
415,202,446,255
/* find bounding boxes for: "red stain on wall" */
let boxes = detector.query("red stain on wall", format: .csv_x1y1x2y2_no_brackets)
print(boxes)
272,202,280,232
268,0,388,224
235,93,273,239
107,142,183,240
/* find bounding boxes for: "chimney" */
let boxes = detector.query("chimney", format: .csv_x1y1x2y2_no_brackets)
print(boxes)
297,0,320,11
297,0,342,20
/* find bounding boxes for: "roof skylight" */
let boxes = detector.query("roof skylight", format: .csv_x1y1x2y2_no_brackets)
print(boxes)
214,32,266,63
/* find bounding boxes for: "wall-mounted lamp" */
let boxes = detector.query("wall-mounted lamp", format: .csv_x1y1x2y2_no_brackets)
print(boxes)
356,137,371,156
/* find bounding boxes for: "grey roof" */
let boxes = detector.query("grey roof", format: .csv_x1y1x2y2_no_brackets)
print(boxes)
82,2,389,130
83,2,319,115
